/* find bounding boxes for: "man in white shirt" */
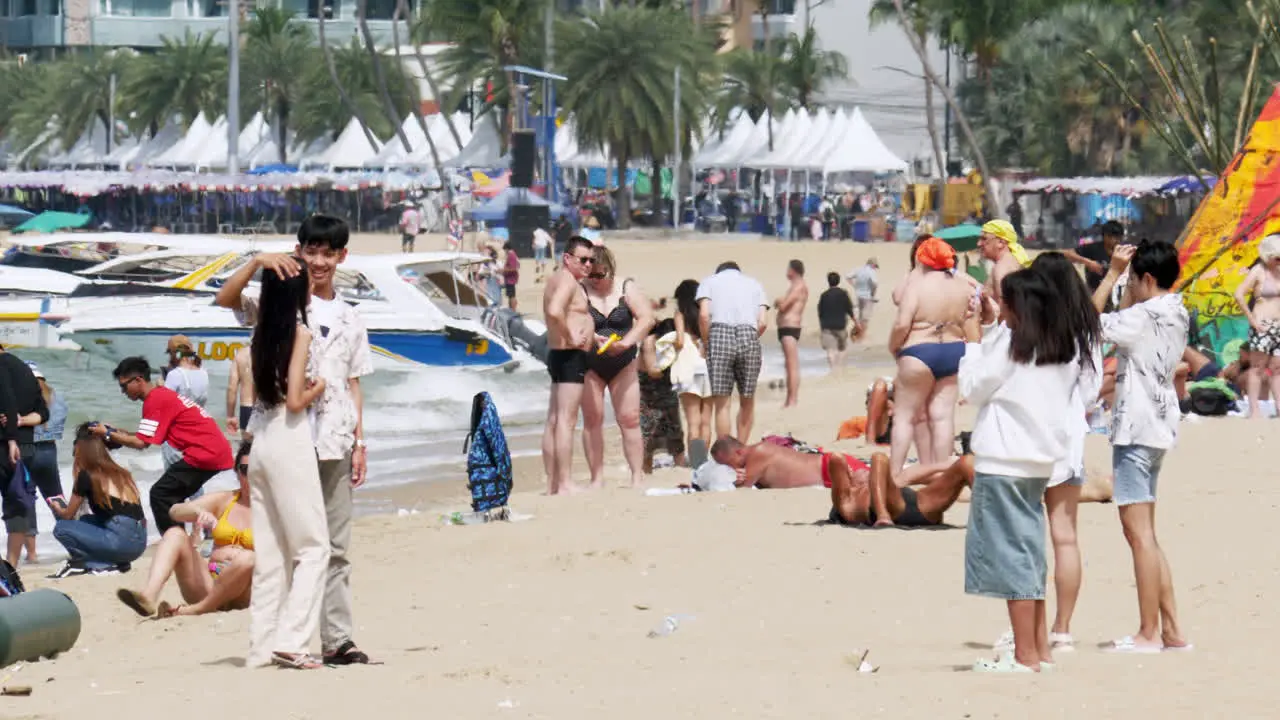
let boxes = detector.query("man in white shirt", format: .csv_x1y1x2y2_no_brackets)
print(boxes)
532,226,553,282
215,215,376,666
1091,240,1192,654
696,261,768,441
848,258,879,330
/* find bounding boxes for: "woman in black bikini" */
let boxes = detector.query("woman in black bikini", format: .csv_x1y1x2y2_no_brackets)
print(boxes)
581,246,655,488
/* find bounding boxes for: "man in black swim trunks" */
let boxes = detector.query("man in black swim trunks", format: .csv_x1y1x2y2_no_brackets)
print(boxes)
774,260,808,408
828,451,973,528
542,236,597,496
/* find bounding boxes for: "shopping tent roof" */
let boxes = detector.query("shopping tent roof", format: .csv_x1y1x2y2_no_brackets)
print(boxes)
150,113,214,168
747,109,812,170
452,116,506,168
407,113,472,166
821,108,909,174
368,115,427,168
302,118,383,170
122,120,184,169
47,119,110,168
791,108,849,172
468,186,571,222
693,111,753,167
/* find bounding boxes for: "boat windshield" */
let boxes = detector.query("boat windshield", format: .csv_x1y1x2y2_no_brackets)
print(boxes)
82,252,240,283
398,260,487,320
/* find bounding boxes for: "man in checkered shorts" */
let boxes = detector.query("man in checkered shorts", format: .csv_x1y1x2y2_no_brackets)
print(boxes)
696,261,769,442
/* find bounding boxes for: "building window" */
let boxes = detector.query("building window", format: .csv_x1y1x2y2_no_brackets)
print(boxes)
47,0,60,14
19,0,36,15
281,0,334,19
363,0,394,18
0,0,12,16
101,0,172,16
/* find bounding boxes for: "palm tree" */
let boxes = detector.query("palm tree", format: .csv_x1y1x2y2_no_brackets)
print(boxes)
717,48,790,151
870,0,944,190
122,29,228,136
422,0,546,144
558,7,712,228
316,1,380,151
37,51,133,150
780,26,848,109
241,7,316,163
294,38,416,145
0,61,60,154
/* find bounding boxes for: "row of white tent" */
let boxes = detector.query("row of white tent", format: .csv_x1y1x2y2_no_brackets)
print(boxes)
27,104,907,175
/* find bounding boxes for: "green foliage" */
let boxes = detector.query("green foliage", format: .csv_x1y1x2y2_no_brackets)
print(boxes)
293,38,417,145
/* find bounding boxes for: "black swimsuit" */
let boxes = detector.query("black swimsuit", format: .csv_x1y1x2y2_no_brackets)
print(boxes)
586,281,638,383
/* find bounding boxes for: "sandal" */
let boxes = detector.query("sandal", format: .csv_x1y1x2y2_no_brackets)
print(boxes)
116,589,156,618
154,601,186,620
1050,632,1075,652
972,653,1037,673
272,652,324,670
324,640,371,666
1105,636,1162,654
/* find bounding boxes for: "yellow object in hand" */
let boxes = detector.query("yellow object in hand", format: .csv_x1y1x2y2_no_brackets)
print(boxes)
597,334,621,355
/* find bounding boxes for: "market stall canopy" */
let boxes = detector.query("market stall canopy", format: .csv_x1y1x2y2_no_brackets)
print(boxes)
933,223,982,252
821,108,909,174
452,117,507,169
1012,176,1204,197
301,118,383,170
468,187,571,222
47,120,109,169
404,113,472,167
150,113,215,168
14,210,93,234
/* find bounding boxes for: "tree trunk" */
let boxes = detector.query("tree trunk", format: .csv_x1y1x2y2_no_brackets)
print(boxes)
651,158,663,225
277,98,290,164
920,34,945,212
691,0,700,26
890,0,999,218
357,0,413,152
317,4,379,151
402,0,463,150
616,152,632,230
391,0,453,205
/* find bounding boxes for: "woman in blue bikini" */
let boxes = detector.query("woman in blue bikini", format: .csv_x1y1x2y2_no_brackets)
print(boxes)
887,238,979,474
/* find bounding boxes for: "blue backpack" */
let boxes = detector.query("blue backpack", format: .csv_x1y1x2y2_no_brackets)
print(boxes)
463,392,512,512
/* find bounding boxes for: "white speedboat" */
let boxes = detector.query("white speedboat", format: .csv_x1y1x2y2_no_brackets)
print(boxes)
0,236,293,350
59,253,524,370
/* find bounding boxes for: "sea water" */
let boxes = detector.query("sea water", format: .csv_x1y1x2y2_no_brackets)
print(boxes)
15,342,855,561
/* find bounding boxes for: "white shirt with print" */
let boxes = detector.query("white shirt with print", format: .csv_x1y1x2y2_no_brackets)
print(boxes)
1100,293,1188,449
237,293,373,461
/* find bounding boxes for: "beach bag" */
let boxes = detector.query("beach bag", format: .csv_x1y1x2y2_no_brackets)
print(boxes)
463,392,513,513
1187,387,1232,417
0,560,24,597
6,460,34,520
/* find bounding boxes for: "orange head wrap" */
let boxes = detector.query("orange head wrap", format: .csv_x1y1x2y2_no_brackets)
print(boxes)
915,237,956,272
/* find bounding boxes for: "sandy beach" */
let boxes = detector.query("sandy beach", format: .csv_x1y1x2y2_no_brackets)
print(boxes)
3,232,1268,718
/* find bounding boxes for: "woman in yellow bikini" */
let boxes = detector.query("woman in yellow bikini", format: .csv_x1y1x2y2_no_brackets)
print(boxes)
116,440,256,618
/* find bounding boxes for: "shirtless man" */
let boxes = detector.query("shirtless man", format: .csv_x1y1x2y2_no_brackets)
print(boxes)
775,260,808,408
224,346,255,439
977,219,1031,302
709,436,970,526
888,238,977,472
540,236,597,495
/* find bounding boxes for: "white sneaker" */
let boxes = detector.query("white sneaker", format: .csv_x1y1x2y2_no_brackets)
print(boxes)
47,561,88,580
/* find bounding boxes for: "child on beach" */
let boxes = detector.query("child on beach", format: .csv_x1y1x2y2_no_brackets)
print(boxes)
959,269,1087,672
1091,240,1192,653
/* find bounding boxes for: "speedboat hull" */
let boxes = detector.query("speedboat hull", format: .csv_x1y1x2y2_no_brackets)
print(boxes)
0,297,79,351
64,325,514,369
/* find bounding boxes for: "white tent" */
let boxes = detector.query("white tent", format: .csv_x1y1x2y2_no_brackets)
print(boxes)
368,115,427,168
748,109,817,170
450,115,504,168
558,118,609,169
121,120,184,169
693,111,753,167
789,108,849,172
403,113,472,167
822,107,909,174
47,120,110,168
151,113,214,168
301,118,383,170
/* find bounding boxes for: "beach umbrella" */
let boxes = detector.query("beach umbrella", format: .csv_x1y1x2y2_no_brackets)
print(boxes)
933,224,982,252
13,210,94,234
0,203,33,228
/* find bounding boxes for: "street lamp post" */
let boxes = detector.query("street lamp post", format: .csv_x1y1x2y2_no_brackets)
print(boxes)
227,0,241,175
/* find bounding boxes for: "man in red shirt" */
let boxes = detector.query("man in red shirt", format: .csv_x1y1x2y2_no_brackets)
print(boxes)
89,357,233,533
502,242,520,311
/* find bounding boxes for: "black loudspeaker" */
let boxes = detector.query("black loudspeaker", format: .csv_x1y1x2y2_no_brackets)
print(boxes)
508,204,549,258
510,130,537,188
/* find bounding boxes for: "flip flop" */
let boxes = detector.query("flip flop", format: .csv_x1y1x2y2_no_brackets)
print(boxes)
1162,642,1195,653
272,652,324,670
973,653,1036,673
116,588,156,618
153,601,186,620
1105,636,1163,654
324,640,377,666
1050,632,1076,652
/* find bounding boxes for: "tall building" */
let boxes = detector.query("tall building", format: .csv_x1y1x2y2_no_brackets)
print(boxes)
0,0,406,54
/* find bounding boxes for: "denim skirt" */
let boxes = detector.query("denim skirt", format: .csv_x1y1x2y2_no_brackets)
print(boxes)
964,472,1049,601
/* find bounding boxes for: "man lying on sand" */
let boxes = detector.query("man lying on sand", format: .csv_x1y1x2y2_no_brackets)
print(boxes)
710,436,969,526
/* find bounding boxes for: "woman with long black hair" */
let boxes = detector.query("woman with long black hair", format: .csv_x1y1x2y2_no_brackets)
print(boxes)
669,279,712,456
245,261,330,670
959,269,1088,673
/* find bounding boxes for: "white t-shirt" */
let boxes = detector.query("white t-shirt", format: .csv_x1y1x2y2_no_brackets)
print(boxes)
400,207,421,235
165,366,209,408
532,228,552,251
695,269,768,328
1101,293,1188,449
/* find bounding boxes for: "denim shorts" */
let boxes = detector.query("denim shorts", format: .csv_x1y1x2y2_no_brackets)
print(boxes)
1112,445,1165,506
534,246,548,262
964,472,1049,601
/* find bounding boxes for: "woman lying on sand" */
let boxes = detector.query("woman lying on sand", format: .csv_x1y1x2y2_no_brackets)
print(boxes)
117,440,255,619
